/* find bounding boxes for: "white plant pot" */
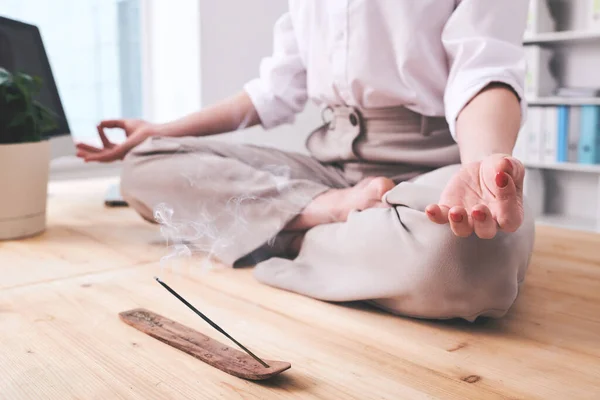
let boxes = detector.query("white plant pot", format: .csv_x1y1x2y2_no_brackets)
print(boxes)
0,140,50,240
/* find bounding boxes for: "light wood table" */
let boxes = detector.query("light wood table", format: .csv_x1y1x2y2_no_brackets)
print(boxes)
1,178,599,399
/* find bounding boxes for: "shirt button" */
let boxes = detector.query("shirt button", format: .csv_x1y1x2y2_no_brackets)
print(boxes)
349,113,358,126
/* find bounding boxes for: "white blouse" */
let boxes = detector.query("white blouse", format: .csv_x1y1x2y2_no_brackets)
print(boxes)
243,0,529,140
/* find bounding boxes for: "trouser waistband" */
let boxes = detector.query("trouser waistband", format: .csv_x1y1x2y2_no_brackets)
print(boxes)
306,104,460,168
321,105,449,137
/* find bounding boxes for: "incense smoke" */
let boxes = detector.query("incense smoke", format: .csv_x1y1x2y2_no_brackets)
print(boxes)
154,109,319,271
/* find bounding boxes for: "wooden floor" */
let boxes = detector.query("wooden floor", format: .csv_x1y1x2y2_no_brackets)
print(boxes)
1,178,600,399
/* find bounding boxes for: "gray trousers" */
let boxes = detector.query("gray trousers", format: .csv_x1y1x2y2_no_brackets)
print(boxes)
120,106,535,322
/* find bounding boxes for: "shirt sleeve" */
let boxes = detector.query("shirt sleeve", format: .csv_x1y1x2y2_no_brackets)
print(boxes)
441,0,529,139
243,12,308,130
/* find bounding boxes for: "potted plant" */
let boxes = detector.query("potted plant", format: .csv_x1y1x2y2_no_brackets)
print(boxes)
0,67,57,240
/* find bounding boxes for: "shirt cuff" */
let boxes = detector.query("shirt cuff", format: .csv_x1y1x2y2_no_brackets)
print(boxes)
243,78,297,130
444,74,528,140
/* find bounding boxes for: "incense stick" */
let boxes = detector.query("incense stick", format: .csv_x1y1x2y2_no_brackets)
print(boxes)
154,277,270,368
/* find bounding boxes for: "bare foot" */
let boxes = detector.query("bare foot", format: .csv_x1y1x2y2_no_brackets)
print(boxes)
284,177,396,231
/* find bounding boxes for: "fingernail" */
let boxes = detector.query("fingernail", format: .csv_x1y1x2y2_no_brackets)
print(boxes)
496,171,509,188
426,208,435,216
504,157,513,172
450,212,463,223
472,210,486,221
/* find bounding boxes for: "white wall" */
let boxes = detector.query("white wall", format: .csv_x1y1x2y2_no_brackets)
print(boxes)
197,0,320,154
144,0,202,124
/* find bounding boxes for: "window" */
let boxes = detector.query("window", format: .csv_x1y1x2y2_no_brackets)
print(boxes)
0,0,145,145
1,0,201,161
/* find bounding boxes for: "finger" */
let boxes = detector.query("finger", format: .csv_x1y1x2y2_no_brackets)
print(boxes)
496,205,524,233
75,143,102,153
98,119,127,130
425,204,448,224
97,124,114,149
84,149,122,162
76,149,97,159
491,157,524,232
497,156,525,190
471,204,497,239
114,136,141,156
76,146,104,159
85,142,134,162
494,170,517,200
448,206,472,237
494,170,526,232
493,156,524,198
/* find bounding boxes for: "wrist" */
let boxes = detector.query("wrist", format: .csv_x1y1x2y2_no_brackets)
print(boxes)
144,123,165,138
459,141,513,164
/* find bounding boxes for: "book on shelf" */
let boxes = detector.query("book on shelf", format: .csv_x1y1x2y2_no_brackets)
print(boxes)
556,106,569,162
590,0,600,30
518,105,600,166
578,106,600,164
524,46,557,99
543,107,558,163
525,107,545,163
525,0,556,37
555,87,600,98
567,107,581,162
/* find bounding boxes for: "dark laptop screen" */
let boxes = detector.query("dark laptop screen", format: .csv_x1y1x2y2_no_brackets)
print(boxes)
0,15,70,138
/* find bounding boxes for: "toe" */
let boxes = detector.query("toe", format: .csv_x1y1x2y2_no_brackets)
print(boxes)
355,176,377,188
349,177,397,214
368,177,397,199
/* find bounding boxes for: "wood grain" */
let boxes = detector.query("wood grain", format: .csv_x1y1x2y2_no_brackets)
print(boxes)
0,177,599,399
119,308,291,381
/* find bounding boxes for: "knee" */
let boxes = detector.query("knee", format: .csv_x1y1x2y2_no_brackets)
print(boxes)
119,151,156,223
376,210,535,321
119,137,180,222
119,137,229,223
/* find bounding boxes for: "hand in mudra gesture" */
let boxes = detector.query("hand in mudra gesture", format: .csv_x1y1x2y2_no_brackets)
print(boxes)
425,154,525,239
76,119,156,163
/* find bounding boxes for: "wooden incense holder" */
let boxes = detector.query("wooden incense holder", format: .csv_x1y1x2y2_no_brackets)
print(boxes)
119,308,291,381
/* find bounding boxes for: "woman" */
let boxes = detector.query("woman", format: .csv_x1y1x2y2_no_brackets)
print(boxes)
77,0,534,321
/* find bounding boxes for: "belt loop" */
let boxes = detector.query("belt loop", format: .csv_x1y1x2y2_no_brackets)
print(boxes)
321,105,335,130
350,106,363,130
420,115,431,137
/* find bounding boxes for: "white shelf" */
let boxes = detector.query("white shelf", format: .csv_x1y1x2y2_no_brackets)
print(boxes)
524,161,600,173
526,97,600,106
524,30,600,45
536,214,598,232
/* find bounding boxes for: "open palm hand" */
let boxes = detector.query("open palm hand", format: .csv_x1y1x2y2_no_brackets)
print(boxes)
425,154,525,239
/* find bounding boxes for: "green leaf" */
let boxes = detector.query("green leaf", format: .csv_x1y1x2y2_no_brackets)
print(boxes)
31,75,43,93
6,112,30,128
0,67,11,85
4,92,21,103
33,101,58,133
0,70,56,143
